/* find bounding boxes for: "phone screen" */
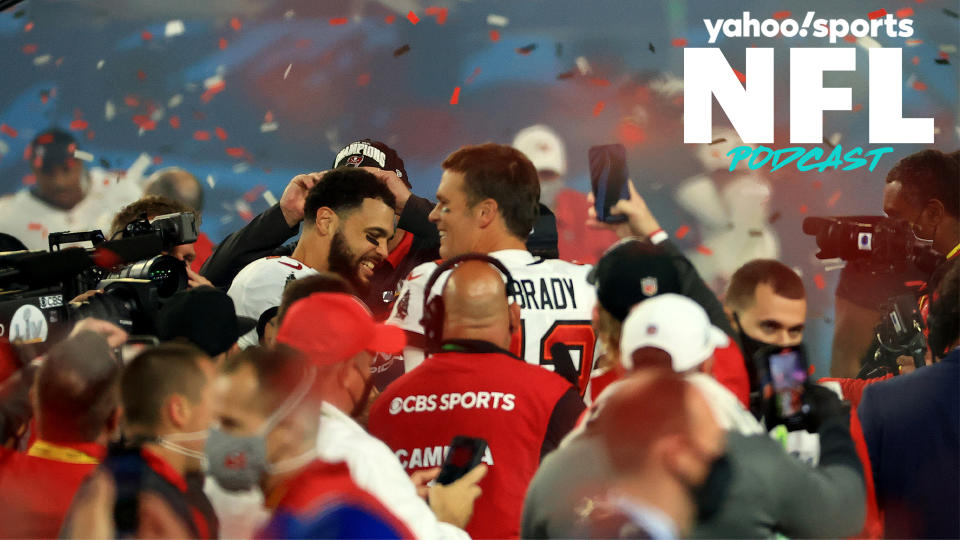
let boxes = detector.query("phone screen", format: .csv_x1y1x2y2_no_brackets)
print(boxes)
589,144,630,223
436,435,487,485
768,349,807,417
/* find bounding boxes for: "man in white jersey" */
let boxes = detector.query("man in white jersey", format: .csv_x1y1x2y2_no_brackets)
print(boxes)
386,143,599,393
229,167,396,347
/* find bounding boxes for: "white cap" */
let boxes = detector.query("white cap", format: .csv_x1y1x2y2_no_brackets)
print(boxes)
512,124,567,176
619,294,730,373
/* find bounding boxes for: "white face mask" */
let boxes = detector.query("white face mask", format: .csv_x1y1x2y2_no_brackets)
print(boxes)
158,430,209,465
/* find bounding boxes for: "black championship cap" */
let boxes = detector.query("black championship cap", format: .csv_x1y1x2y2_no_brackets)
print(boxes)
28,128,79,173
527,203,559,259
588,238,683,321
156,286,257,356
333,139,410,188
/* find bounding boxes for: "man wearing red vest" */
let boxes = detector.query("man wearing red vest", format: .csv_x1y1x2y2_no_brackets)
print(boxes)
369,256,585,538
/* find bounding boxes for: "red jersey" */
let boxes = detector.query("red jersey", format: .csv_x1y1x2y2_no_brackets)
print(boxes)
553,189,619,264
0,440,104,539
368,342,584,539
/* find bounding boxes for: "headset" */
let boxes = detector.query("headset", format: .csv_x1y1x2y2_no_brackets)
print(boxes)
420,253,517,350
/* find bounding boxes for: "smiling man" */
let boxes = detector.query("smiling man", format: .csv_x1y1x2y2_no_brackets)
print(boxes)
228,168,396,347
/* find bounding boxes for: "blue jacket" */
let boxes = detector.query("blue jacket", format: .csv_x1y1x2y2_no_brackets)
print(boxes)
859,349,959,538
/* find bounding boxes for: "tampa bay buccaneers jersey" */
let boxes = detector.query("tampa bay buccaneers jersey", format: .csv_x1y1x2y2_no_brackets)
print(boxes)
386,249,598,392
228,255,319,348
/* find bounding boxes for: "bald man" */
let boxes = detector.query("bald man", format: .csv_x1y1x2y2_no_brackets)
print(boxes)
369,257,584,539
144,167,212,271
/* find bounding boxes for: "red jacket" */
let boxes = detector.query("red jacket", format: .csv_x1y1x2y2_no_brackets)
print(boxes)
368,341,585,539
0,440,104,539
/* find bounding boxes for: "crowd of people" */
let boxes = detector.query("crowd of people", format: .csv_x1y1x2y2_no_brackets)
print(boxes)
0,126,957,539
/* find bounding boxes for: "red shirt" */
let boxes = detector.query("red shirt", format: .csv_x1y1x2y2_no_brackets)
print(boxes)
368,345,582,539
554,190,619,264
190,232,214,273
0,440,104,539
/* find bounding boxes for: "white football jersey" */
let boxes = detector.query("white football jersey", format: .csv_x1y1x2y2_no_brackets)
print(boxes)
228,255,319,348
386,249,598,389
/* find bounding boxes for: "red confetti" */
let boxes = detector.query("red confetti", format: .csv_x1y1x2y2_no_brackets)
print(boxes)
425,6,448,25
852,103,864,112
21,44,36,54
904,280,925,287
218,37,228,50
169,116,180,129
671,38,687,47
675,225,691,239
124,95,140,107
24,22,33,32
896,7,914,17
238,208,254,222
385,15,396,24
811,180,823,190
264,110,274,123
905,39,923,46
843,34,857,43
86,130,94,140
69,119,88,130
225,147,247,158
827,190,842,207
137,70,147,81
215,127,227,140
912,80,928,91
193,130,211,141
1,124,19,138
229,17,242,31
449,86,461,105
295,38,312,48
772,10,791,19
733,68,746,84
27,222,43,230
406,11,420,24
201,81,226,103
464,67,482,85
356,73,371,86
139,120,156,131
939,51,950,59
912,55,920,65
132,114,150,127
22,174,35,186
243,185,266,202
868,9,887,19
489,30,500,42
589,78,611,87
617,122,647,147
695,245,714,256
814,274,826,290
592,101,605,116
329,17,349,26
141,30,153,41
152,155,163,165
799,204,808,214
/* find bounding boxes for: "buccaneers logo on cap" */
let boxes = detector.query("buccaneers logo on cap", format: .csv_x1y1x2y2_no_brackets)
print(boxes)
346,155,364,166
641,276,658,296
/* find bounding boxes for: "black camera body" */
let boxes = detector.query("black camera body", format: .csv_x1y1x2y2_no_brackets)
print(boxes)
802,215,944,274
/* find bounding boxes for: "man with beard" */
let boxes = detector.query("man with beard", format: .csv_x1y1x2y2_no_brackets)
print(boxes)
228,168,395,347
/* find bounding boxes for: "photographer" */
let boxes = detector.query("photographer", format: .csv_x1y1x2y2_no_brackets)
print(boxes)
832,149,959,377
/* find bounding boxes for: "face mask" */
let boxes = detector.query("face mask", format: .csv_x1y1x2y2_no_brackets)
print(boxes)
693,453,733,522
205,368,317,492
732,313,775,376
158,430,209,465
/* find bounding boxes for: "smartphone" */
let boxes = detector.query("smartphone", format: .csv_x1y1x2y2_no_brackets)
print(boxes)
118,335,159,364
589,144,630,223
436,435,488,485
762,346,809,430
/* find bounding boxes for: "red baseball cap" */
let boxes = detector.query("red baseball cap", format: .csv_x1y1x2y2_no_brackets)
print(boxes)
276,293,406,365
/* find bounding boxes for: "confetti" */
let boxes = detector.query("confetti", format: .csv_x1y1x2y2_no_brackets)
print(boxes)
592,101,605,116
24,21,33,32
206,175,216,188
941,45,958,53
329,17,348,26
136,69,147,80
169,116,180,128
425,6,448,25
21,44,37,54
857,36,882,49
449,86,461,105
0,124,18,138
407,11,420,25
193,130,211,141
516,43,537,55
589,78,611,87
733,68,746,84
225,147,247,158
33,54,51,66
229,17,242,31
201,81,225,103
868,9,887,19
243,184,266,202
905,39,923,46
843,34,857,43
22,174,36,186
912,55,920,65
556,70,576,80
69,119,88,130
260,122,279,133
141,30,153,42
895,7,914,18
284,10,295,20
393,44,411,57
215,127,227,140
219,37,228,50
73,150,94,162
164,20,185,37
105,100,116,121
826,190,842,207
828,132,842,146
813,274,826,290
356,73,370,86
912,80,928,91
283,64,292,80
464,67,481,85
263,190,278,206
96,59,105,69
695,245,714,256
648,42,655,53
812,180,823,190
852,103,864,112
772,10,791,19
385,14,396,24
799,204,808,214
575,56,591,75
943,8,959,18
489,30,500,42
935,58,950,65
233,163,250,174
671,38,687,47
675,225,691,239
264,110,274,123
487,14,509,27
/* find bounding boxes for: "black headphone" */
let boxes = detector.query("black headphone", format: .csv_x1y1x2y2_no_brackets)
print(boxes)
420,253,517,350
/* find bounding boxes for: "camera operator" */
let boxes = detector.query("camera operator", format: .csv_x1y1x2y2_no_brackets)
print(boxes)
832,149,959,377
143,167,213,272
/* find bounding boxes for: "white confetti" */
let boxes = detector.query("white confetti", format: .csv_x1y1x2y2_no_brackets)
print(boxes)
283,64,292,80
206,175,216,189
204,74,224,89
0,139,9,156
232,162,250,173
856,36,882,49
829,132,842,146
263,190,278,206
105,100,116,121
235,200,251,215
219,215,234,224
575,56,591,75
486,14,509,27
149,107,165,122
72,150,94,162
940,44,958,54
33,54,51,66
126,152,152,182
168,94,183,108
260,121,278,133
96,59,105,69
284,10,295,20
164,20,185,38
906,73,917,88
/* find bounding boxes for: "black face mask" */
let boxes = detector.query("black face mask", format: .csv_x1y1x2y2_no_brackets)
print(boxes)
694,453,733,522
732,313,777,389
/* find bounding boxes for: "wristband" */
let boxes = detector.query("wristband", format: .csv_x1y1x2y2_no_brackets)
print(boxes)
648,228,668,245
